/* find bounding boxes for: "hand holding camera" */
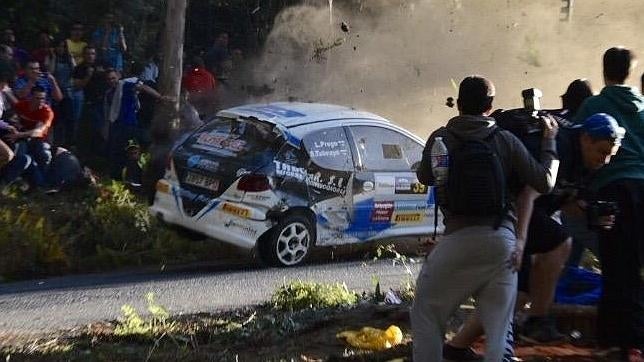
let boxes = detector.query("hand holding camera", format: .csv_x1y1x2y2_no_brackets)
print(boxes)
587,200,619,230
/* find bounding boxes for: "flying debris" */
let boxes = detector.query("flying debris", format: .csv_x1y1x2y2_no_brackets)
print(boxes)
341,21,350,33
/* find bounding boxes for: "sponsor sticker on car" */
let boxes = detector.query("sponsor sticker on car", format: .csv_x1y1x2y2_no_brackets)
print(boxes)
185,172,220,192
222,203,251,218
394,213,423,223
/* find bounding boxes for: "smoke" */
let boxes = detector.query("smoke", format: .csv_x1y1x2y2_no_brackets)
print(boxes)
249,0,644,138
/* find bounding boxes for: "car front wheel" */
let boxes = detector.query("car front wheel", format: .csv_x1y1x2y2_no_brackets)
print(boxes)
260,214,314,267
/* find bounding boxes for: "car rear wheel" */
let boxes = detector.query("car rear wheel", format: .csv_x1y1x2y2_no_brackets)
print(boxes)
260,214,314,267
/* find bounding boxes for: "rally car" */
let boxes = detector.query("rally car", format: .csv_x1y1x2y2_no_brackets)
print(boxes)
150,102,443,267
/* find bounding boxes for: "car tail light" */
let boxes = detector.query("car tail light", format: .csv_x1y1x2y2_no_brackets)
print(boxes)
237,174,271,192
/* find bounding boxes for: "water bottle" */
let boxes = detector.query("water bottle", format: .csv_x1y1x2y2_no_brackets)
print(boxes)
430,136,449,204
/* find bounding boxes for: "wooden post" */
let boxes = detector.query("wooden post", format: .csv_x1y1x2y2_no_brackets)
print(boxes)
153,0,187,137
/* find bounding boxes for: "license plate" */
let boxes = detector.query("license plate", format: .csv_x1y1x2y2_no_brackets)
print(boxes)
185,172,220,191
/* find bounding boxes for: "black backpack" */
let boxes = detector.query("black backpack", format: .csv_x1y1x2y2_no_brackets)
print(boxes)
439,126,508,227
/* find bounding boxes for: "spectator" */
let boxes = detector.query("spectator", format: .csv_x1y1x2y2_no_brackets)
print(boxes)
1,28,29,70
48,39,76,146
0,44,15,76
560,78,594,119
66,22,88,65
442,112,626,358
103,68,170,179
0,68,31,188
182,56,216,115
204,31,231,80
574,46,644,359
91,13,127,72
30,30,54,69
412,76,559,361
72,46,106,151
6,85,55,185
138,51,159,85
13,60,63,106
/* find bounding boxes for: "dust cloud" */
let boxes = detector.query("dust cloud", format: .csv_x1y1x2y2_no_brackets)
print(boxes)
249,0,644,138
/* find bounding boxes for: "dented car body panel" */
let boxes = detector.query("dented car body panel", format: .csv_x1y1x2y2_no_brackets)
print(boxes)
150,102,443,254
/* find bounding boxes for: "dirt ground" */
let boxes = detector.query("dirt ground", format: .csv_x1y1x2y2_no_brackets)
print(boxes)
1,302,608,361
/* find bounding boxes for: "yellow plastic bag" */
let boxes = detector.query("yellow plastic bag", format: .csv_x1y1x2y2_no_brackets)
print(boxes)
336,325,403,351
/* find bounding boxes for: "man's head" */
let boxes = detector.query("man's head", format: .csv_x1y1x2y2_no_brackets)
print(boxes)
0,44,13,61
83,46,97,64
25,60,42,80
105,68,121,88
191,56,205,69
579,113,625,170
37,30,51,48
603,47,637,85
214,32,229,47
457,75,495,116
561,78,593,116
70,22,84,40
30,85,47,108
2,28,15,45
104,13,116,26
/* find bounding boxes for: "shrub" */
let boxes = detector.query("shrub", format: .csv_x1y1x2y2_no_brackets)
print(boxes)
0,209,69,280
271,280,358,311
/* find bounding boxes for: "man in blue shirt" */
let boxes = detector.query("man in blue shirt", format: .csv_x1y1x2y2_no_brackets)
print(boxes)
13,60,63,106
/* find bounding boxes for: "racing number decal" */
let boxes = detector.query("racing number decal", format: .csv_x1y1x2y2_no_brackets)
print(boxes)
411,182,427,194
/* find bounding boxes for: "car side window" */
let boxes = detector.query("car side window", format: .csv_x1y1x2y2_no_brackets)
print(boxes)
348,126,423,171
302,127,354,171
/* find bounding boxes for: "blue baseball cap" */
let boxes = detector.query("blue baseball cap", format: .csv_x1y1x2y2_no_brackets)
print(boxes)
581,113,625,145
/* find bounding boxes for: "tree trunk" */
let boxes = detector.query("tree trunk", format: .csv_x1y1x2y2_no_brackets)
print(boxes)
146,0,187,204
153,0,187,138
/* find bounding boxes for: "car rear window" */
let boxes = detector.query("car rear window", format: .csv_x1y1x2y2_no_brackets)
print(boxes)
184,117,283,163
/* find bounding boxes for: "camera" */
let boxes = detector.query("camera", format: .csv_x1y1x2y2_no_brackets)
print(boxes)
587,200,619,230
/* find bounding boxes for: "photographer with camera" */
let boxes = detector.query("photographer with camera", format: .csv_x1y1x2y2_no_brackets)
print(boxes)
440,101,624,359
573,46,644,358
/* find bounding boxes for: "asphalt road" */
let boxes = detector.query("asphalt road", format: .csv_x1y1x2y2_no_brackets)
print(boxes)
0,258,422,336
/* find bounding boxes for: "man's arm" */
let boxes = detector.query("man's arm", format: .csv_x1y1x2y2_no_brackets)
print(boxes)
136,83,173,102
47,73,64,102
507,117,560,194
0,138,14,168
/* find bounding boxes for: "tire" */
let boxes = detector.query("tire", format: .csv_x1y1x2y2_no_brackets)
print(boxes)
259,213,314,267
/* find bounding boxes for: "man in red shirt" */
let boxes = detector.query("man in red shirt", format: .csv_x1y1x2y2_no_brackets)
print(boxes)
182,56,216,114
6,85,55,184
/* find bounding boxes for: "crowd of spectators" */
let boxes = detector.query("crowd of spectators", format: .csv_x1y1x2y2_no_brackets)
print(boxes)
0,17,242,193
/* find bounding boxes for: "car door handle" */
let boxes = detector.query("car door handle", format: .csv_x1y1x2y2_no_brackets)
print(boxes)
363,181,374,191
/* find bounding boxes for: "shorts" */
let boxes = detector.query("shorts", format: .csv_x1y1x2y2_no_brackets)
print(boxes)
518,207,571,293
525,207,570,255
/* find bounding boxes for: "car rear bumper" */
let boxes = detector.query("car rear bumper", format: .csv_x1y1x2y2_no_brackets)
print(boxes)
150,181,273,250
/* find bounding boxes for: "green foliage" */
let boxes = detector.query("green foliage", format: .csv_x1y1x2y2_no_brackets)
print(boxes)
0,181,225,281
0,209,69,280
271,280,358,311
114,292,176,337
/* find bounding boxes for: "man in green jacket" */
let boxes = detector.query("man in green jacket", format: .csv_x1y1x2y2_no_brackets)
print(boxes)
574,46,644,358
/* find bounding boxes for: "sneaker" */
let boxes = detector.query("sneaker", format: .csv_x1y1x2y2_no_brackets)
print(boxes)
519,316,566,344
443,343,484,361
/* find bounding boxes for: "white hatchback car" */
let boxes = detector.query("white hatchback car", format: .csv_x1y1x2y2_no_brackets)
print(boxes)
150,102,443,267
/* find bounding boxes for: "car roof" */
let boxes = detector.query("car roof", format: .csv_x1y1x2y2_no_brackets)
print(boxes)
217,102,390,128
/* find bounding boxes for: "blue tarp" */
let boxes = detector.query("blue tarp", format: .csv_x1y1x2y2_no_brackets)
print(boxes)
555,266,602,305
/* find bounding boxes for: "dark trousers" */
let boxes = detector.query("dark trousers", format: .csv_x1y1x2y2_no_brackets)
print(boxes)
596,179,644,350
